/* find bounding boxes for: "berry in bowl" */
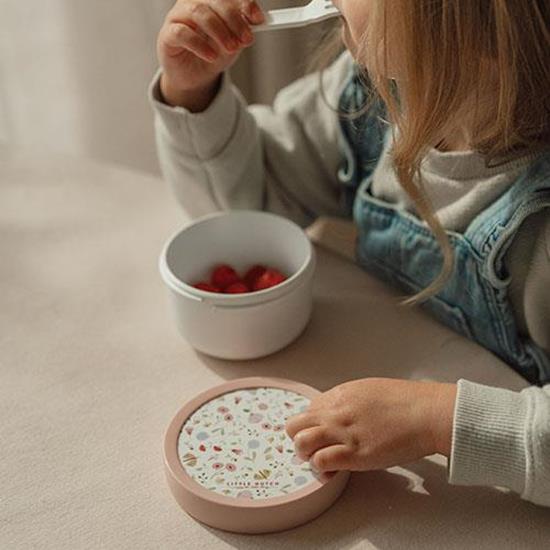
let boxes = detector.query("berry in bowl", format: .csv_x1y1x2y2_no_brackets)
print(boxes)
192,263,287,294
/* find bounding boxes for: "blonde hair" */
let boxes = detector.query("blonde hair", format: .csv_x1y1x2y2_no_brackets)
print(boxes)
311,1,550,304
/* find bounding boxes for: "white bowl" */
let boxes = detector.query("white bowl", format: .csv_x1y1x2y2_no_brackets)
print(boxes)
159,210,316,360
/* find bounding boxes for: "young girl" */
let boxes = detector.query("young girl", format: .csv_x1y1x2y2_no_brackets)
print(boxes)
150,0,550,506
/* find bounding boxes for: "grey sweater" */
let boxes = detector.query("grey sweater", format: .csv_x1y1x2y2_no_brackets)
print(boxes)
149,51,550,506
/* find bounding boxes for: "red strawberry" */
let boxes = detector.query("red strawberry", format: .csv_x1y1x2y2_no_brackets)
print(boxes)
243,264,267,288
211,264,240,289
224,282,249,294
213,445,222,452
199,444,206,452
193,282,221,293
253,269,287,291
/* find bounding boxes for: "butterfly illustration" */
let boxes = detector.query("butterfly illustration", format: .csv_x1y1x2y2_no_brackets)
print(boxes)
254,469,272,480
181,453,198,467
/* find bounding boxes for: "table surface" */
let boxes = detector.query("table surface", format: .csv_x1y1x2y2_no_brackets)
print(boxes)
2,147,549,550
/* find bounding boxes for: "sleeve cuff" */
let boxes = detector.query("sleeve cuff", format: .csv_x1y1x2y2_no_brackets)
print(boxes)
147,68,242,160
448,379,532,496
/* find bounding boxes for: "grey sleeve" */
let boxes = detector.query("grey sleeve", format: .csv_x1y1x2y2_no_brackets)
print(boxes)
449,379,550,507
449,214,550,507
148,51,355,228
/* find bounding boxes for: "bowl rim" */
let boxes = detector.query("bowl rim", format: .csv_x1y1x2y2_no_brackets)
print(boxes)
163,376,350,510
159,210,315,307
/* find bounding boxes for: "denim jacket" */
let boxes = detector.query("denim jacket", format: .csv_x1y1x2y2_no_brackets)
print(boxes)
337,66,550,386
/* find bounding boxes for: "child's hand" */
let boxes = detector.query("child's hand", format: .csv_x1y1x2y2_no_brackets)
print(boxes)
285,378,457,478
157,0,265,109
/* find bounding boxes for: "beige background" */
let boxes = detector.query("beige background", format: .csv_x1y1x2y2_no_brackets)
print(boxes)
0,0,335,175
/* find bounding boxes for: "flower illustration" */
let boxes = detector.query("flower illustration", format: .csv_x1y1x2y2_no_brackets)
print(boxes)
294,475,307,486
177,389,317,499
181,452,197,467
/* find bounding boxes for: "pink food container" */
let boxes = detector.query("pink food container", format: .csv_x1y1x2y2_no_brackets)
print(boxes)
164,377,350,533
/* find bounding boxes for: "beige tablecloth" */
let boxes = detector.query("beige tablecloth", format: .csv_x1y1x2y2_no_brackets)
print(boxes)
2,147,549,549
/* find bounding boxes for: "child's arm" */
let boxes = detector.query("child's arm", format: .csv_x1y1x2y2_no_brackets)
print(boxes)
150,0,354,226
449,214,550,506
285,377,550,507
286,214,550,506
449,380,550,507
283,205,550,506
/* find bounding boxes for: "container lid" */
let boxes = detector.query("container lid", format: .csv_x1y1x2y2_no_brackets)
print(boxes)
164,377,350,533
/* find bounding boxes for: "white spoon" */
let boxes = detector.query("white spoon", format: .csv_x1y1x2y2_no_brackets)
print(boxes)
252,0,340,32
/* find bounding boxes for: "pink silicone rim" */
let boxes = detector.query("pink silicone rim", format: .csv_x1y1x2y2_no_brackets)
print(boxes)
164,376,347,509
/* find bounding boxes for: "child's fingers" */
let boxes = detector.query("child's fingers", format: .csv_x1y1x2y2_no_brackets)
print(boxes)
285,412,320,440
189,5,243,53
239,0,266,25
293,426,341,460
315,470,337,483
164,22,219,62
178,4,241,53
209,0,254,44
310,444,353,473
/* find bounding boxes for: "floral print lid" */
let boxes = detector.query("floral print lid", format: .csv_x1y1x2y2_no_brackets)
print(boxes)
177,387,320,500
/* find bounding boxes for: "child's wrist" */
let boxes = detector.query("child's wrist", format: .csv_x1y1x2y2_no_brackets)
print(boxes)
427,382,457,456
159,72,222,112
